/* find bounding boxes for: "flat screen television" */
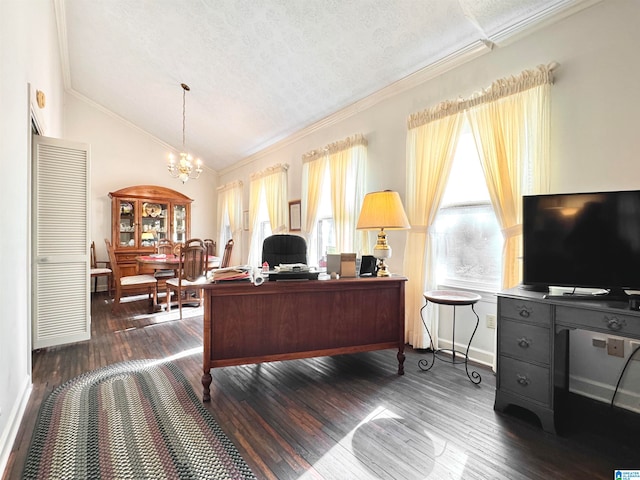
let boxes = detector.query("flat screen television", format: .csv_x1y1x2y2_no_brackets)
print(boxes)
522,190,640,299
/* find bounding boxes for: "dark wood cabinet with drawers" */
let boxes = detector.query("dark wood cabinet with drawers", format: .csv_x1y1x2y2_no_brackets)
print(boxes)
495,288,640,434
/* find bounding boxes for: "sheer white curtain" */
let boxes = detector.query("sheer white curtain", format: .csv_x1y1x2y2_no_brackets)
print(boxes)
404,109,464,348
247,163,289,267
327,134,367,254
466,67,552,288
301,151,328,245
300,134,368,256
404,63,554,348
216,180,243,265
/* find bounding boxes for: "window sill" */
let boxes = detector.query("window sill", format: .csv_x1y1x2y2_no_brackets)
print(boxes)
436,281,499,298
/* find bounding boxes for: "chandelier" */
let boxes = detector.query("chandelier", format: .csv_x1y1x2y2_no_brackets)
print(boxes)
167,83,203,183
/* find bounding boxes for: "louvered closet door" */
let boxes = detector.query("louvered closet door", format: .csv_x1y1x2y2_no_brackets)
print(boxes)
32,135,90,349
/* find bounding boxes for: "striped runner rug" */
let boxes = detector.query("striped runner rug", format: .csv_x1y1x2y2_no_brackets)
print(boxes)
23,360,256,479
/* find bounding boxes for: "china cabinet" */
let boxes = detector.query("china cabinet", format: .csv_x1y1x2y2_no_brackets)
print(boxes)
109,185,192,277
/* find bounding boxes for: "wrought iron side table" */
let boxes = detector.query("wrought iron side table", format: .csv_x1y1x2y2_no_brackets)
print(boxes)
418,289,482,384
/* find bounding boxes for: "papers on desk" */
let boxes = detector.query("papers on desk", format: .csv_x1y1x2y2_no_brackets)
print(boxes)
210,266,252,283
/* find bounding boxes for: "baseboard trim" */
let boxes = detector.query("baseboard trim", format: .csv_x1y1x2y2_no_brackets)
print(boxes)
436,338,494,369
0,375,32,478
570,373,640,415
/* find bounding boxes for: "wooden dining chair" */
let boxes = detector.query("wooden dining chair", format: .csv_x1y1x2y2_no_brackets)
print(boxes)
220,238,234,268
166,239,208,319
172,242,184,255
156,238,174,255
105,239,157,312
90,241,112,295
203,238,217,257
154,238,176,280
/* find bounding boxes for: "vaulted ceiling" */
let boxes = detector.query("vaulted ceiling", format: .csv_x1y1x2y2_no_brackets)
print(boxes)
57,0,595,173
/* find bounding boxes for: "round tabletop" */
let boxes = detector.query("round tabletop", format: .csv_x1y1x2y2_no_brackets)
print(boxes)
424,289,481,306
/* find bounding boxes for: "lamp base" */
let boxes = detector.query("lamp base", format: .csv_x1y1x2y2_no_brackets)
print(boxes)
374,228,392,277
376,259,391,277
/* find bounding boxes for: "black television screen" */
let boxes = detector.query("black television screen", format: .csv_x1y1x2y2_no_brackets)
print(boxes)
522,190,640,296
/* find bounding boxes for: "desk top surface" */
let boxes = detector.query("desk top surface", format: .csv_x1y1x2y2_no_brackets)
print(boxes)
499,286,640,316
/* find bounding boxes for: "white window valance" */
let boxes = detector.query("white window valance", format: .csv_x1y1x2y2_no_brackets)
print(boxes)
249,163,289,181
408,62,558,129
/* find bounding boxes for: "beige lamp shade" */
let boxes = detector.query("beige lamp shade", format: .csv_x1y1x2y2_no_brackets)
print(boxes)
141,232,155,240
357,190,410,276
357,190,410,230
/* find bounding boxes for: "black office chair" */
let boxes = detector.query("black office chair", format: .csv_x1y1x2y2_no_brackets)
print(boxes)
261,234,307,267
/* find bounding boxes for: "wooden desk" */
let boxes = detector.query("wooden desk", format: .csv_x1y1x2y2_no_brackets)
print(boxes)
201,276,407,401
495,288,640,433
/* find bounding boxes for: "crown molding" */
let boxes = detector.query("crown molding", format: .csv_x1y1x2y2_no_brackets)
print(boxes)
220,40,490,177
66,89,216,176
488,0,603,46
220,0,600,178
53,0,71,90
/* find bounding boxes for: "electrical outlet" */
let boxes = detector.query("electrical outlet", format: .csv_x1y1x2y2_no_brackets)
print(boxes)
486,314,497,329
630,341,640,361
607,338,624,358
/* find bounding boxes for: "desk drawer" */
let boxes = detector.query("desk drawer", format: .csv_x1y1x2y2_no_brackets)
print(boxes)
499,297,551,325
499,356,550,406
499,319,550,365
556,306,640,340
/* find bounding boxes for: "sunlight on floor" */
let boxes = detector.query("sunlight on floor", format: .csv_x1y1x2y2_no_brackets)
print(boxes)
131,306,203,322
113,306,204,333
300,405,468,480
148,346,203,366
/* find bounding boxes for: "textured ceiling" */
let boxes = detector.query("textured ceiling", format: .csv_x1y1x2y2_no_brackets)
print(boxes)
58,0,589,173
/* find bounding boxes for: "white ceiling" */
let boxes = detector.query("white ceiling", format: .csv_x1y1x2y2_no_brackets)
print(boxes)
57,0,593,173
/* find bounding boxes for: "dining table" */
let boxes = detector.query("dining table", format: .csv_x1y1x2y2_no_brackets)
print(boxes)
136,253,221,271
136,254,221,310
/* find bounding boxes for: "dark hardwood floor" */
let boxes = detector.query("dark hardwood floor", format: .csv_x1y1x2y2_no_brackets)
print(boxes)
4,292,640,479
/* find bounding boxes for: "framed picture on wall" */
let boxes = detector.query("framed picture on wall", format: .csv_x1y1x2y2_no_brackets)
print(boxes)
289,200,301,231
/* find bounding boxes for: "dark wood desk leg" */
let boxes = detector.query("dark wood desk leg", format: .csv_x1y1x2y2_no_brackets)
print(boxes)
202,371,212,402
397,347,405,375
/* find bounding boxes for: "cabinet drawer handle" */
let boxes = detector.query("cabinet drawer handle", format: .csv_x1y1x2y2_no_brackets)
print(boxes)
516,305,531,318
517,337,531,348
603,315,626,331
516,374,530,386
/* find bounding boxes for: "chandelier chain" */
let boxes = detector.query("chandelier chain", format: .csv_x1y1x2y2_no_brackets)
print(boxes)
181,83,188,150
167,82,202,183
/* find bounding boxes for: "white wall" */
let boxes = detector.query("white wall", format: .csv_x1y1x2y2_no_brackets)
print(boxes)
0,0,65,473
63,94,219,264
219,0,640,411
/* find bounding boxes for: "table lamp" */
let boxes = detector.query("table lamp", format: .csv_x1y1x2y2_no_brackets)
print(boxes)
356,190,410,276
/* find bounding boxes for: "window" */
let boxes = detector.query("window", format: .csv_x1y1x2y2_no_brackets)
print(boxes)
220,209,232,247
316,217,336,265
432,125,503,290
255,190,272,261
308,167,335,266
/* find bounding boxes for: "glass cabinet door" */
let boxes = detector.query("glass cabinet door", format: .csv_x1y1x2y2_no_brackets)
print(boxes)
141,202,168,248
118,200,136,248
173,204,187,243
